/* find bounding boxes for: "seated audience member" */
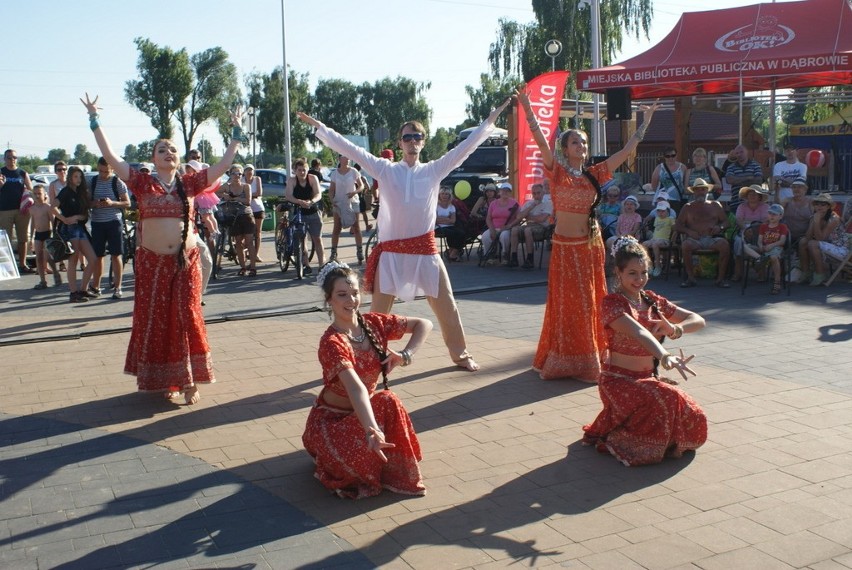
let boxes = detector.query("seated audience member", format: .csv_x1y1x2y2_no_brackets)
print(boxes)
597,185,622,239
506,183,553,268
797,193,847,287
434,186,466,262
468,182,497,237
642,195,676,238
643,200,675,278
781,177,813,244
674,178,731,288
743,203,789,294
479,182,518,264
605,195,642,254
731,184,770,282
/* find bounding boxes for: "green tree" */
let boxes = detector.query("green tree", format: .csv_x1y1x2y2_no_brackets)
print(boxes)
18,155,45,173
72,144,98,167
46,148,69,164
314,78,364,135
124,37,193,140
358,77,432,153
248,67,312,159
175,47,241,158
197,139,215,163
464,73,517,127
422,127,455,162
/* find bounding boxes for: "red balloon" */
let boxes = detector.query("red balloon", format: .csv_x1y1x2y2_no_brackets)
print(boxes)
806,149,826,169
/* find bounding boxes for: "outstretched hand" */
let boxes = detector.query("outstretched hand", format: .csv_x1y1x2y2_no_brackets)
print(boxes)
366,427,395,462
638,99,661,120
296,111,321,128
230,105,244,127
80,93,100,115
661,348,696,381
487,97,512,122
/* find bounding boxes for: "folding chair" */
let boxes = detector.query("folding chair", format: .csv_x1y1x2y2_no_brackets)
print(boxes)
824,234,852,287
741,235,792,296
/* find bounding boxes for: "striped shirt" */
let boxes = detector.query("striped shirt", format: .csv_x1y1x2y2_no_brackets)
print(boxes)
90,175,128,223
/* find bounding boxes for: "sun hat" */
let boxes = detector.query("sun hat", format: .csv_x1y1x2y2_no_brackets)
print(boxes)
243,164,254,171
623,195,639,206
185,160,203,172
738,184,770,201
656,200,670,211
812,192,834,205
687,178,713,193
498,182,512,191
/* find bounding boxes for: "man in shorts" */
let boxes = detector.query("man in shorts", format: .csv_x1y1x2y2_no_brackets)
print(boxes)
675,178,731,288
89,157,130,298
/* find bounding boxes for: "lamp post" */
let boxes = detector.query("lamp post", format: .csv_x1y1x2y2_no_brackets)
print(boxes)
247,106,257,163
578,0,606,156
544,39,562,72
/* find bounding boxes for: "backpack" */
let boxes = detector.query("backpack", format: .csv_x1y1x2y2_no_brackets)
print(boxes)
90,175,120,201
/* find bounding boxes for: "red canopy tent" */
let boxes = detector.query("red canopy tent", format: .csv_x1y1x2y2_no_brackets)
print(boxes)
576,0,852,98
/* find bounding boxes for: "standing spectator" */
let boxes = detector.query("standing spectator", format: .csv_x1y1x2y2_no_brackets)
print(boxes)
217,166,257,276
507,183,553,269
244,164,264,263
284,158,326,273
328,155,363,265
781,177,813,244
479,182,518,265
0,149,34,273
54,166,98,302
89,157,131,299
650,147,687,212
798,193,846,286
308,158,326,183
731,185,770,282
772,143,807,203
28,185,60,289
685,148,722,196
724,145,764,207
48,161,68,205
353,163,373,232
187,149,209,168
643,200,675,277
674,179,731,288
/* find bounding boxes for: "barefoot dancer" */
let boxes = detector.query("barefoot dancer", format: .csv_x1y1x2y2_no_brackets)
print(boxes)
298,99,511,371
82,93,244,405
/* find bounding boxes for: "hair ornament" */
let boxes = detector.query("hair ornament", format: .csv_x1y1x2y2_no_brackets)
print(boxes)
316,261,350,288
611,235,640,258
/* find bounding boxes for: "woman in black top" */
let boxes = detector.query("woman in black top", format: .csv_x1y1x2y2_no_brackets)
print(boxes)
284,157,325,272
53,166,98,302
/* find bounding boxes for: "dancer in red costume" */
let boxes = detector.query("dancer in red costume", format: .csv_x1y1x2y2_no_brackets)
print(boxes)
583,237,708,466
303,263,433,498
516,89,659,382
82,93,245,405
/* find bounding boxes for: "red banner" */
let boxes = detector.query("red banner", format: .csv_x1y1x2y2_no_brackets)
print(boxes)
516,71,570,205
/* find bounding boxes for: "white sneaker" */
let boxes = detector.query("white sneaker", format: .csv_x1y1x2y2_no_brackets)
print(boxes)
652,266,662,277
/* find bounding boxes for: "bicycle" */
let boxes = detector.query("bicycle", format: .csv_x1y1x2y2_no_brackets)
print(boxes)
276,204,307,279
212,201,242,279
364,202,380,260
108,211,137,289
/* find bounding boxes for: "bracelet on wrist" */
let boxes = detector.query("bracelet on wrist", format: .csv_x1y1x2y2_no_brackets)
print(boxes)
400,348,412,367
89,114,100,131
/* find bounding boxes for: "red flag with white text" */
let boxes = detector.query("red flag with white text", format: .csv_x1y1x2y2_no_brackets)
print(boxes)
516,71,570,205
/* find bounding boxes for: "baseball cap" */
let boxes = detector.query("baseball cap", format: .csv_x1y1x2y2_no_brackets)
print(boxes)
244,164,255,171
498,182,512,191
768,203,784,216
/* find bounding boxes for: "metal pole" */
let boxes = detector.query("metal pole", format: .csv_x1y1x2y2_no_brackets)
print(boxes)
591,0,605,156
280,0,293,173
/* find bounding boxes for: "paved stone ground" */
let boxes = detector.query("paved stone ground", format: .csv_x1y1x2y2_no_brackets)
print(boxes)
1,231,851,569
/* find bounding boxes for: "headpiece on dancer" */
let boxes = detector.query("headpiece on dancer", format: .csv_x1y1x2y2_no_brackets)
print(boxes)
316,261,351,289
611,235,640,259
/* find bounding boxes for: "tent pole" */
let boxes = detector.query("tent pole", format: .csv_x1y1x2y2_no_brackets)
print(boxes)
738,77,744,145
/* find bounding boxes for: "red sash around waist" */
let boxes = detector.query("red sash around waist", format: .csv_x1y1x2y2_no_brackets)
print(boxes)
363,231,438,294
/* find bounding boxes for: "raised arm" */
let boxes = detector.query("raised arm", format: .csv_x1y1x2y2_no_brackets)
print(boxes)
516,89,554,170
81,93,130,180
605,101,660,173
204,107,245,182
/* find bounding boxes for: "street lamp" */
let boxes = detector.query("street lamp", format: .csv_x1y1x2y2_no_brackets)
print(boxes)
578,0,606,156
544,39,562,72
246,106,257,163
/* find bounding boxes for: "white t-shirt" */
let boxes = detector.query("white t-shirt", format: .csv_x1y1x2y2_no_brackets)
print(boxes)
773,160,807,202
436,203,456,228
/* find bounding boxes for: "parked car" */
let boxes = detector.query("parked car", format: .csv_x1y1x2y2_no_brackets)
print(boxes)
30,173,57,187
254,168,287,197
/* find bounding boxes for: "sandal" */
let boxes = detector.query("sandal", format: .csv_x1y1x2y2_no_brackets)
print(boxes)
248,268,257,277
237,267,246,276
453,351,480,372
183,386,200,405
771,281,781,295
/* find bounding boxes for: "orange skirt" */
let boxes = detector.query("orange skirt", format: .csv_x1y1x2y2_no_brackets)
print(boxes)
533,235,607,382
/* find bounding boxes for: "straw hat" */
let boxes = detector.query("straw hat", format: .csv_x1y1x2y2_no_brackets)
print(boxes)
687,178,713,193
812,192,834,205
738,184,770,201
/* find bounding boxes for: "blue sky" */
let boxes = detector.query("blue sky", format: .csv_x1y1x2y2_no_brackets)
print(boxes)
3,0,756,159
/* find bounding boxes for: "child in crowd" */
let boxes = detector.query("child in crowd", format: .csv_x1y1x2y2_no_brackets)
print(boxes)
597,185,622,239
28,185,60,289
744,203,789,294
605,195,642,254
643,200,675,277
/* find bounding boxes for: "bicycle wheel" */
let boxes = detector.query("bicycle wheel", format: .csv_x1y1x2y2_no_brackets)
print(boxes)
213,228,228,278
277,232,290,273
293,230,305,279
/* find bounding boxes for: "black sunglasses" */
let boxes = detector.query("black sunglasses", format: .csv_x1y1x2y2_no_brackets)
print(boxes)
401,133,425,142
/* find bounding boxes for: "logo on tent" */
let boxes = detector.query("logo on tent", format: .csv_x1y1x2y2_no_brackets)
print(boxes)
715,16,795,52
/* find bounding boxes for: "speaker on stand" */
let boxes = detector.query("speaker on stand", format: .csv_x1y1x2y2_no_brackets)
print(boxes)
606,88,632,121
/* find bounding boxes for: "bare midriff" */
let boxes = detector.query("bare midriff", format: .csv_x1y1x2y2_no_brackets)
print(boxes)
608,351,655,373
554,210,592,238
319,389,354,411
138,218,191,255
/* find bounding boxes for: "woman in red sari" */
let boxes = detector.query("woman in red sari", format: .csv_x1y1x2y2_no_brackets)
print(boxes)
516,89,659,382
82,93,245,405
303,262,432,498
583,237,708,466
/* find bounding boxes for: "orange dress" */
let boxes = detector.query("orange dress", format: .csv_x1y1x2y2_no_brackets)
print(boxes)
302,313,426,499
582,292,708,466
533,161,611,382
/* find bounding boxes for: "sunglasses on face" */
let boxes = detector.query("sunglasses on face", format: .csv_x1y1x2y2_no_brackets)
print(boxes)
401,133,425,142
55,167,67,172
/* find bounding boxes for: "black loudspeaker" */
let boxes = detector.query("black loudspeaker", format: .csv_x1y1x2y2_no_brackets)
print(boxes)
607,88,632,121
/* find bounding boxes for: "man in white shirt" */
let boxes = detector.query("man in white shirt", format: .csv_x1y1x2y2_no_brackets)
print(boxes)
507,183,553,268
297,101,510,371
772,143,807,203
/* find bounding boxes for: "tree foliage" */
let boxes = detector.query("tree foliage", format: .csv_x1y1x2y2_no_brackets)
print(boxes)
359,77,432,152
314,79,364,135
246,67,313,160
46,148,69,164
72,144,98,167
464,74,517,128
175,47,241,158
422,127,455,162
124,38,193,140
